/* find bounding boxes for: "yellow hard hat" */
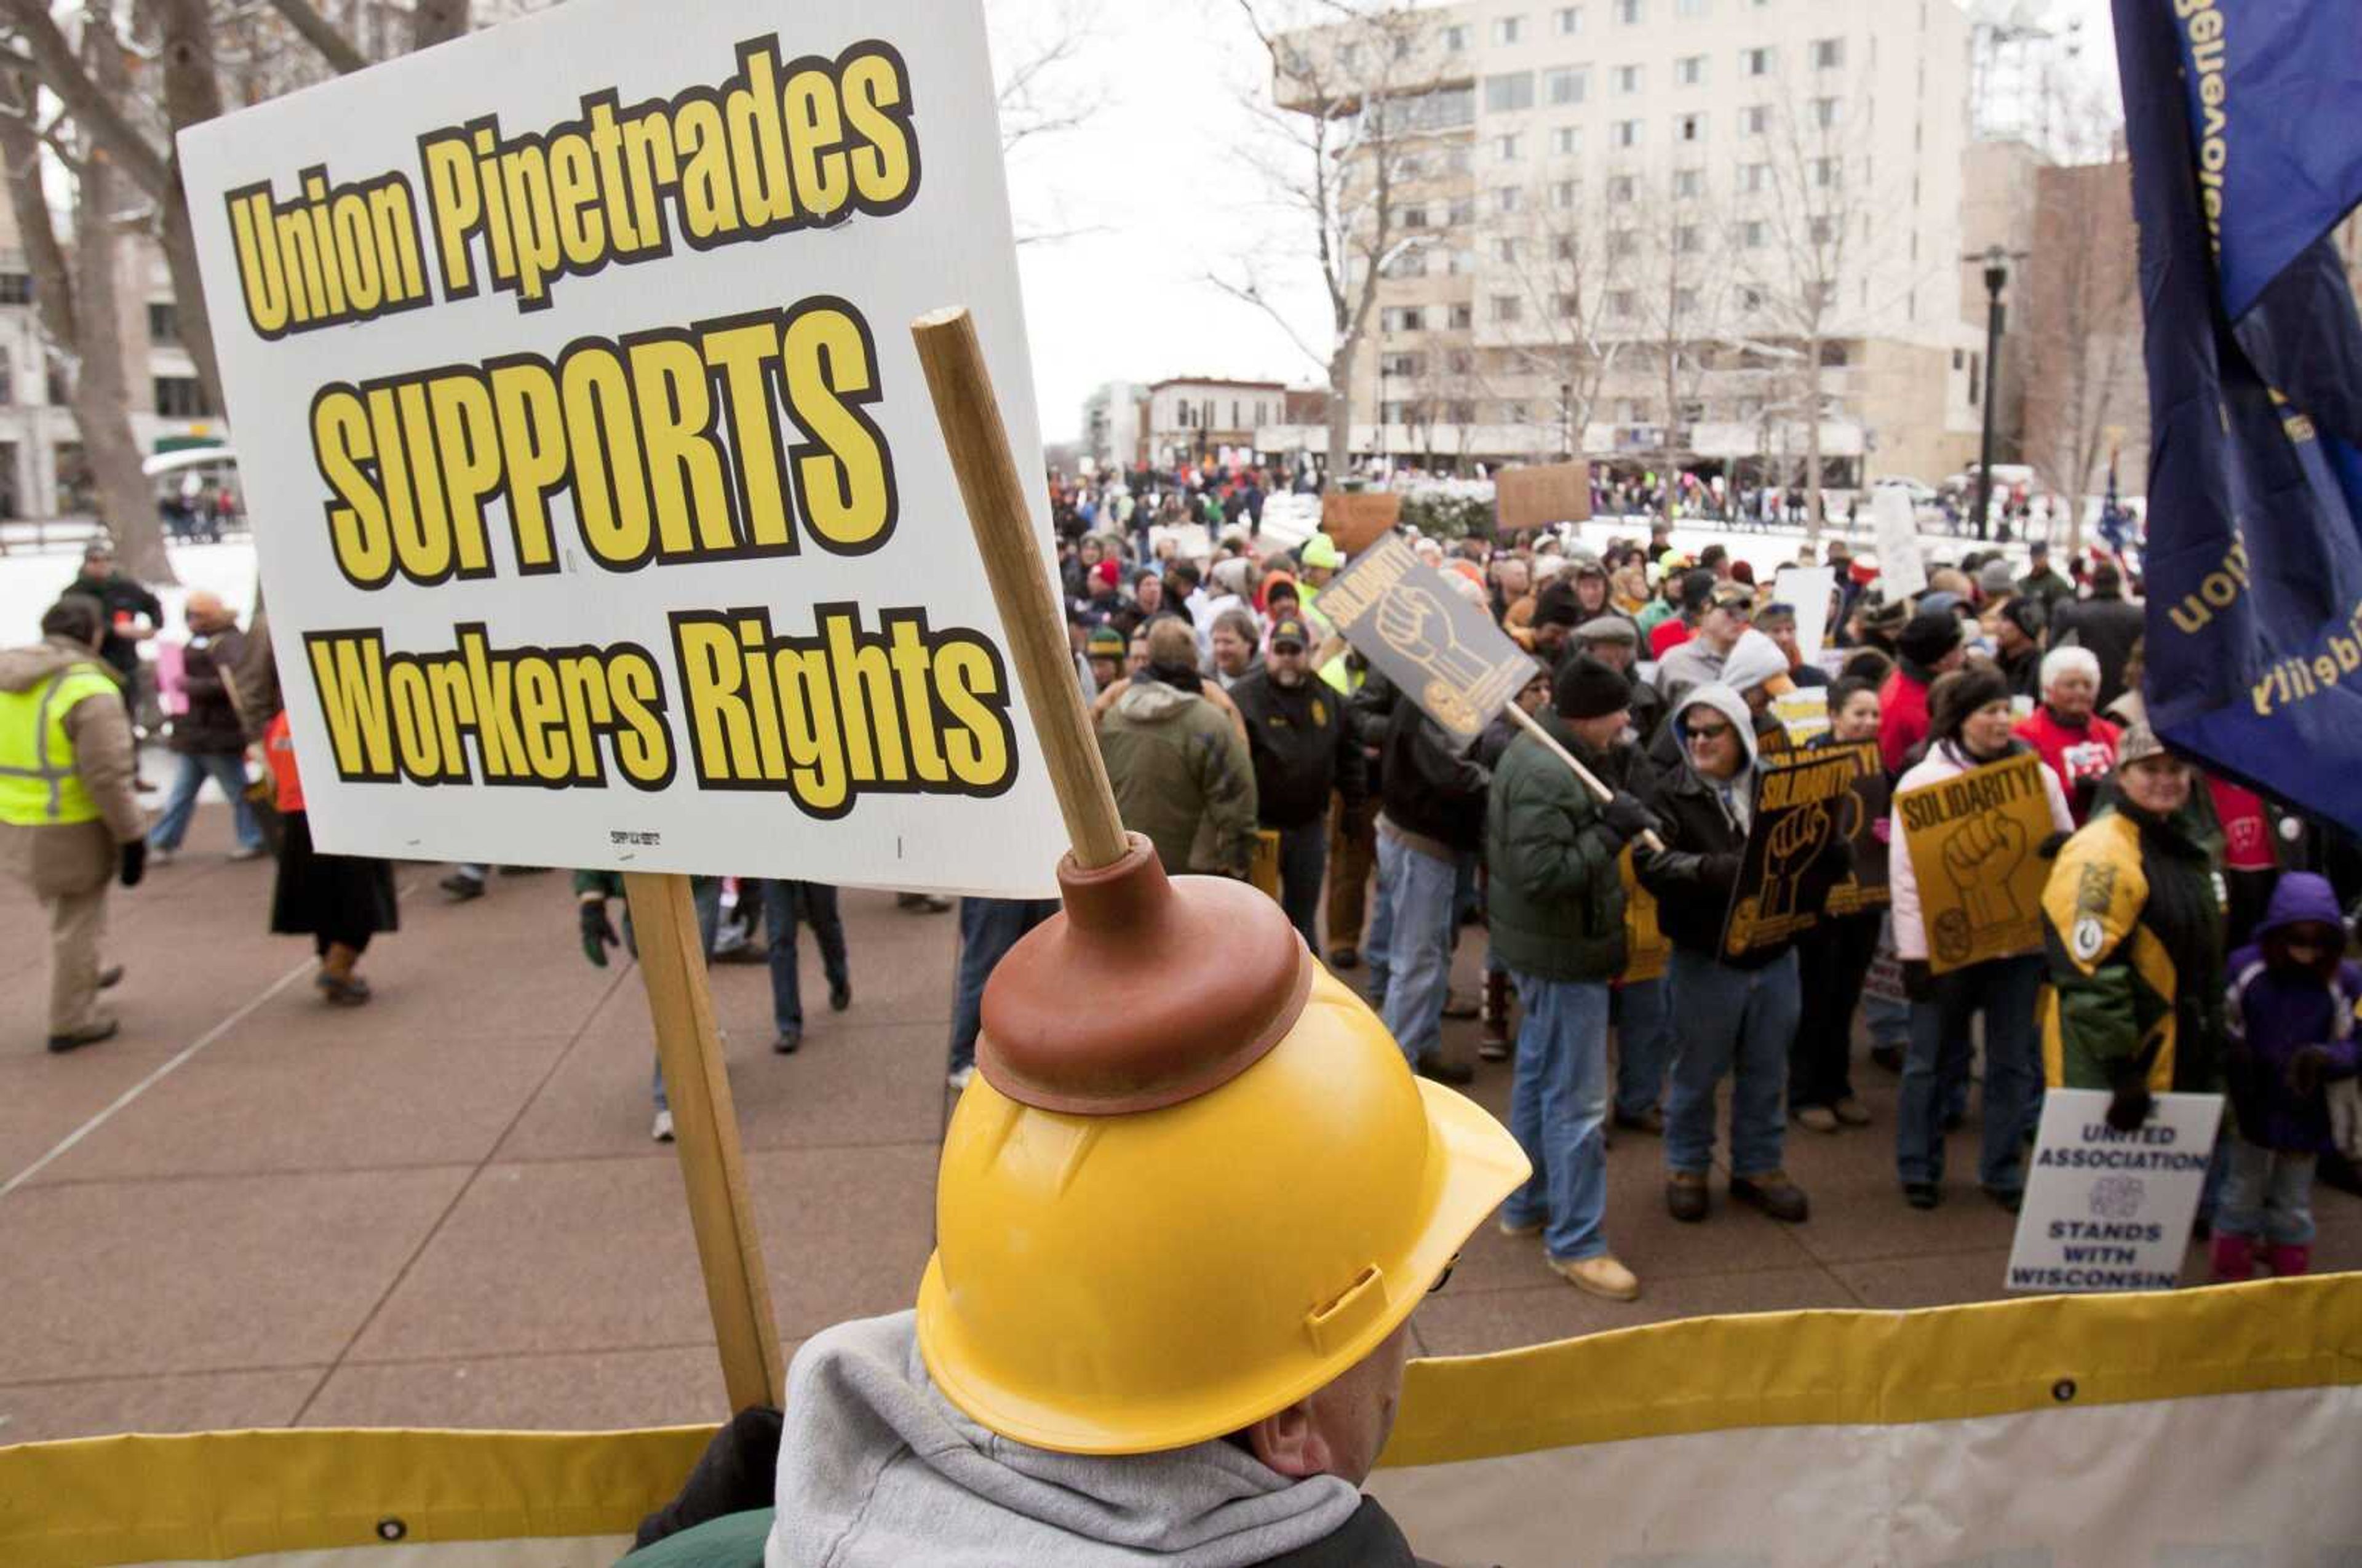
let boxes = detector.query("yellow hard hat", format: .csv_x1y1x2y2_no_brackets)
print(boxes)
916,842,1527,1456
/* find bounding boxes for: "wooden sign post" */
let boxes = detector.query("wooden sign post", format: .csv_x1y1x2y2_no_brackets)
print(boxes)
624,872,787,1414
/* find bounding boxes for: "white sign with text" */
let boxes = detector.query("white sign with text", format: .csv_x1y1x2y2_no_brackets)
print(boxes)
2006,1089,2224,1294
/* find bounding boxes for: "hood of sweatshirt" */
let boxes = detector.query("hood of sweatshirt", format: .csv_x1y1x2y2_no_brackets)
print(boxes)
1115,679,1199,723
2259,872,2345,939
1669,682,1759,775
766,1311,1362,1568
0,637,106,695
1719,629,1791,696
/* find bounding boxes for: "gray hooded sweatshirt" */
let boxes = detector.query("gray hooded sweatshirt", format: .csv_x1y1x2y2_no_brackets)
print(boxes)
766,1311,1362,1568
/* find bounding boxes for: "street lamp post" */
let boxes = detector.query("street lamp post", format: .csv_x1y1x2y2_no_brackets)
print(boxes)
1974,244,2009,543
1560,380,1573,460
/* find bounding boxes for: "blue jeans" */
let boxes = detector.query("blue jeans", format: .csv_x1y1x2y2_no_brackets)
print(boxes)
1274,819,1326,952
948,896,1060,1072
148,751,261,852
1614,976,1672,1120
2217,1140,2315,1246
1365,842,1397,996
1501,976,1613,1261
1664,947,1800,1180
1896,954,2043,1192
1375,831,1458,1066
649,877,723,1112
762,880,848,1036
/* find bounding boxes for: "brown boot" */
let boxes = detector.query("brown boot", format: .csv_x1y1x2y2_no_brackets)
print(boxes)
1478,971,1513,1061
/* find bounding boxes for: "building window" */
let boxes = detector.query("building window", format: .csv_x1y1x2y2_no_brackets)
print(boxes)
1381,351,1426,376
1813,156,1841,188
1608,173,1637,203
1741,105,1770,134
1555,234,1578,260
1497,133,1522,161
1612,118,1642,148
1952,348,1965,371
1739,219,1766,248
1738,161,1770,192
1672,167,1704,197
1969,353,1981,404
1492,15,1524,45
1609,229,1640,258
1610,289,1637,319
1552,177,1579,208
0,273,31,306
1742,46,1774,76
1382,306,1427,333
146,302,181,344
1442,23,1470,50
1810,214,1835,242
1675,286,1701,313
1677,0,1709,13
1614,0,1643,22
1383,248,1430,279
1557,292,1580,317
1676,111,1706,143
1551,124,1583,155
1554,5,1584,33
1449,303,1475,329
1811,37,1845,70
1675,223,1703,253
1811,96,1842,128
1495,185,1524,214
1677,54,1708,86
0,360,13,406
1545,65,1589,105
154,376,214,418
1449,197,1477,225
1401,205,1430,229
1613,64,1644,95
1484,72,1535,113
1495,237,1521,263
1491,295,1522,324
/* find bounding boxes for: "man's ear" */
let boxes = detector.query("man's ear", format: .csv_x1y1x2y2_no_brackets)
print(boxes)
1245,1400,1334,1479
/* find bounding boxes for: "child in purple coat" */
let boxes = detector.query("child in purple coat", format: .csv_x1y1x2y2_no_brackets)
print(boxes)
2216,874,2362,1281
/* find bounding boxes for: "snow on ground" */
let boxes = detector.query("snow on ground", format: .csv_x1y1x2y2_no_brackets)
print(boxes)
0,536,261,647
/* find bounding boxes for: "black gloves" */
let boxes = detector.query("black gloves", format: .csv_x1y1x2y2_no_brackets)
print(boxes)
1901,959,1935,1005
2105,1056,2153,1134
579,897,620,968
1599,792,1660,845
118,840,146,888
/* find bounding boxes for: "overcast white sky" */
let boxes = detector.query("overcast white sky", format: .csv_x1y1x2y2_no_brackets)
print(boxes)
996,0,2120,441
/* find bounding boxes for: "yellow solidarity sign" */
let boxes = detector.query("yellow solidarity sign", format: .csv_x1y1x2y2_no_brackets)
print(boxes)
1895,752,2056,975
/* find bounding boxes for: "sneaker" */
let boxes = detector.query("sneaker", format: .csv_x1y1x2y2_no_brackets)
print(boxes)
439,873,485,902
1498,1212,1544,1238
651,1108,675,1143
772,1029,801,1055
1903,1181,1941,1210
1832,1096,1872,1126
1477,1035,1511,1063
46,1017,119,1054
829,979,852,1013
316,972,372,1006
947,1064,975,1091
1327,946,1361,971
148,846,176,867
1666,1170,1710,1223
1415,1055,1475,1086
1793,1105,1841,1134
1730,1171,1810,1224
1613,1106,1665,1136
896,893,953,913
97,965,124,990
227,844,265,862
1550,1254,1641,1302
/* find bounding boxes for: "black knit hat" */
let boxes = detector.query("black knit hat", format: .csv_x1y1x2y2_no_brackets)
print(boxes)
1928,665,2012,742
1899,608,1965,667
1554,656,1632,721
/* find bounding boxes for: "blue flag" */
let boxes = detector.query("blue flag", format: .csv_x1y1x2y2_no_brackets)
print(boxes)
2116,0,2362,835
2169,0,2362,323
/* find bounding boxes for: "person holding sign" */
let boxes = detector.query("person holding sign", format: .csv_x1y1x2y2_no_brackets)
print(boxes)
2040,724,2230,1130
1487,658,1661,1301
1890,669,2074,1211
1637,683,1811,1225
1788,678,1890,1133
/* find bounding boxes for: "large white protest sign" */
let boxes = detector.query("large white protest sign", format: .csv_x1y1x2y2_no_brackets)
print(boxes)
176,0,1065,893
2006,1089,2224,1294
1870,489,1928,600
1771,566,1834,663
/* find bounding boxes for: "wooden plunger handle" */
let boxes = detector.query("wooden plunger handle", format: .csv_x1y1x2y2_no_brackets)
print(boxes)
1508,702,1666,855
912,306,1130,872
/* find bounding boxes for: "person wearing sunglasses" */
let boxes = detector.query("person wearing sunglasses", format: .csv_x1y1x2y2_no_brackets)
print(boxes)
1636,682,1815,1226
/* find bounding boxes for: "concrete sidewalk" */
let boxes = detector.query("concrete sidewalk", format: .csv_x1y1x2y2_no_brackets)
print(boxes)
1,800,2353,1446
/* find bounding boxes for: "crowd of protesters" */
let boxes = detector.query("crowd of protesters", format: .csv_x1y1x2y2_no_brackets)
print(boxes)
12,476,2362,1289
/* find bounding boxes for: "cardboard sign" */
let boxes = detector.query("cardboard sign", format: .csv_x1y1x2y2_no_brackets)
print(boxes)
1771,688,1831,746
2006,1091,2225,1294
1495,461,1592,531
175,0,1066,893
1871,488,1928,599
1894,752,2056,974
1772,566,1835,662
1619,846,1670,984
1821,741,1893,916
1322,537,1541,741
1720,747,1861,958
1320,491,1403,555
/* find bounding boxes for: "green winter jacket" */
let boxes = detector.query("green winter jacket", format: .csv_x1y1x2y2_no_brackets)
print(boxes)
1484,710,1628,984
1097,677,1258,877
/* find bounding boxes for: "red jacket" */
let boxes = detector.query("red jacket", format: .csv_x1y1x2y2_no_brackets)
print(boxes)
1877,669,1932,774
2013,706,2121,826
1648,617,1692,659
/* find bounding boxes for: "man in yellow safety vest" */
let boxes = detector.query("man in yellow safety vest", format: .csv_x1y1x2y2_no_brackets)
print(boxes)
0,595,148,1051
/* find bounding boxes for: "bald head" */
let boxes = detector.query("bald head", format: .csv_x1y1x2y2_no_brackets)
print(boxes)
184,591,233,633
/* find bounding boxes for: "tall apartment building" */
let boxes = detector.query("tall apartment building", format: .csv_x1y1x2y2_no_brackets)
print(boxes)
1273,0,1991,486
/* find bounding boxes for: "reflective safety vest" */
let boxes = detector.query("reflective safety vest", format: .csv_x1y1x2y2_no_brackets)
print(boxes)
0,663,119,826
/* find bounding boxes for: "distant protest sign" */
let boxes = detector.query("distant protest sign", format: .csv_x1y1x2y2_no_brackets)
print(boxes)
1819,741,1892,917
1720,746,1859,958
1495,462,1591,531
2007,1091,2224,1294
176,0,1065,892
1323,537,1541,741
1871,488,1928,599
1771,688,1830,746
1320,492,1403,555
1894,752,2054,974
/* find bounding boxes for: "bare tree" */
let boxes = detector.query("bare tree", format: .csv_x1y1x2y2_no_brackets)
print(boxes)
1621,173,1731,530
990,0,1108,245
1213,0,1441,483
2020,97,2137,561
1486,173,1632,466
